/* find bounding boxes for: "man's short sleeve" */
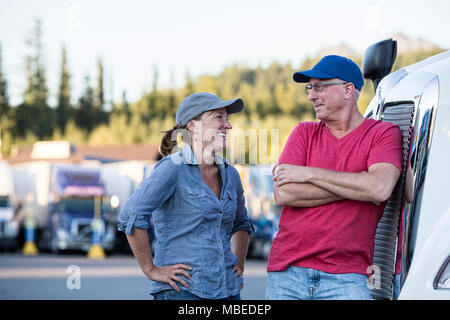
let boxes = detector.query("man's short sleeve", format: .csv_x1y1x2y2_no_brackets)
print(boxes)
367,123,403,172
278,122,309,165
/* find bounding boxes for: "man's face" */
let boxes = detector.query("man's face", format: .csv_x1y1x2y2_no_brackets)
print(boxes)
307,78,347,121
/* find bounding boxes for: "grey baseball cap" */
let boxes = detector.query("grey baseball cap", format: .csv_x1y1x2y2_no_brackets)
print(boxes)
175,92,244,126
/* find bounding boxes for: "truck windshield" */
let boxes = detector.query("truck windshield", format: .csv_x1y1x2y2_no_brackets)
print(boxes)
59,197,104,214
0,196,10,208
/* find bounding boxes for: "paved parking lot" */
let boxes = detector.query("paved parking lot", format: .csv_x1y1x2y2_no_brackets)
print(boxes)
0,253,267,300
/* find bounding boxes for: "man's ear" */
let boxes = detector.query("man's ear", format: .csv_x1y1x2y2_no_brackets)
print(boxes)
344,83,355,100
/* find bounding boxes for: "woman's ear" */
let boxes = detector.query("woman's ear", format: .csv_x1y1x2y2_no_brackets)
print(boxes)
186,119,195,132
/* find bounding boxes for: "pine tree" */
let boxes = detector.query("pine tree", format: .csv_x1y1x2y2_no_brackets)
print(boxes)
167,89,177,121
0,42,11,158
114,90,131,123
20,19,54,139
183,71,194,98
76,75,96,133
0,42,9,119
56,45,71,133
94,57,107,125
147,65,159,121
167,71,177,120
95,57,104,109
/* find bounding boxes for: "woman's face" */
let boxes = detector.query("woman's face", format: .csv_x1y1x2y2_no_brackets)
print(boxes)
188,107,232,153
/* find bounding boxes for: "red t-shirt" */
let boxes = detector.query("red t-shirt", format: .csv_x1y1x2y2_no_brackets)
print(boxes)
267,118,402,275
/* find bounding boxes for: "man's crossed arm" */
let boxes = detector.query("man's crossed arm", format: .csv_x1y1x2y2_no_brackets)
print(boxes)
273,163,400,208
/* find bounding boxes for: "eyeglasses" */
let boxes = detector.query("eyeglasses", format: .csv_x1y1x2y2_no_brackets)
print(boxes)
305,81,348,94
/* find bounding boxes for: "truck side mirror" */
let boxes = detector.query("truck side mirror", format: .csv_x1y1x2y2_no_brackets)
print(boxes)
362,38,397,91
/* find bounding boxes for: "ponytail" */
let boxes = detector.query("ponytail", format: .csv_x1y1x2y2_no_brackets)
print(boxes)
159,114,203,157
159,124,186,157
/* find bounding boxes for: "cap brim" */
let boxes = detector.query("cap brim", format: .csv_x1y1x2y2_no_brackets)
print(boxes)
208,98,244,115
293,70,335,83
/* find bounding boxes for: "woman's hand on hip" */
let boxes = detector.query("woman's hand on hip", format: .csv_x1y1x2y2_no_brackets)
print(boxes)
145,264,192,292
232,265,244,289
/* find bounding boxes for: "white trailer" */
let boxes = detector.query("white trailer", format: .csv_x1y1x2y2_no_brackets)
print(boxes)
100,160,154,214
100,160,155,252
11,161,52,230
0,161,19,249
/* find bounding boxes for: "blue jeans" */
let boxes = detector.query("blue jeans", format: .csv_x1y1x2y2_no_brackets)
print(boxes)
152,289,241,300
266,266,371,300
393,274,401,300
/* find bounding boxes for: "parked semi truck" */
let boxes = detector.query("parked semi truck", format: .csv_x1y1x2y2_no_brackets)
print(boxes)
236,165,281,259
12,162,117,253
362,39,450,299
0,161,19,250
100,160,155,252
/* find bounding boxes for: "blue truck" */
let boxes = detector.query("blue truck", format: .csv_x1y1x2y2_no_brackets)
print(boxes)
43,165,117,253
13,162,117,253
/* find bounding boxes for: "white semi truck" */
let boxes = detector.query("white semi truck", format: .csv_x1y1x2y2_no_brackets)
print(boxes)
100,160,155,252
363,39,450,299
0,161,19,250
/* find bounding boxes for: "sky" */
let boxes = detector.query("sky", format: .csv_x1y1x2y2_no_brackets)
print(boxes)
1,0,450,107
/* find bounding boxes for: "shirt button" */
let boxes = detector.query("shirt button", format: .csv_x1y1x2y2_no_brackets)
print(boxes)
219,210,223,214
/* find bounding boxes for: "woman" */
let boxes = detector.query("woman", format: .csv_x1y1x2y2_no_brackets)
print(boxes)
117,92,253,300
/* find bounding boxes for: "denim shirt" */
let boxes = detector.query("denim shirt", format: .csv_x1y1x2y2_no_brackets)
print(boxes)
117,145,253,299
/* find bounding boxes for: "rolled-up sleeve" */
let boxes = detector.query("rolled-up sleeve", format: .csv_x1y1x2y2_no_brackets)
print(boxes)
230,173,254,237
117,157,178,235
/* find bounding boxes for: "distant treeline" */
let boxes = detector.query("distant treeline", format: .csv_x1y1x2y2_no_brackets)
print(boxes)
0,19,445,162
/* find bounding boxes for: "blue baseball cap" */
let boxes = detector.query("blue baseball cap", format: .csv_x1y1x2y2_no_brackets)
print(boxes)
176,92,244,126
293,55,364,91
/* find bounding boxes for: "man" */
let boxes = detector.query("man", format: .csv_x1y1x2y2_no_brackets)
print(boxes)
266,55,402,300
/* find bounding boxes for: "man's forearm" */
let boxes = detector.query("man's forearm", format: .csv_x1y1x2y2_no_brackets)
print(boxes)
273,163,400,205
274,182,343,207
308,166,396,203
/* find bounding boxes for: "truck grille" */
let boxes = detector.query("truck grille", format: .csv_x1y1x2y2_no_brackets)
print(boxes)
72,219,93,239
77,223,92,238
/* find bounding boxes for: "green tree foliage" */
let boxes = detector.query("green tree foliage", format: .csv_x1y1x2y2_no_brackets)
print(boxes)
0,43,9,119
60,120,87,145
95,57,105,110
1,20,446,161
12,19,54,140
183,71,195,98
146,66,159,121
94,57,108,125
113,90,131,123
75,75,96,133
0,42,12,157
56,46,72,133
